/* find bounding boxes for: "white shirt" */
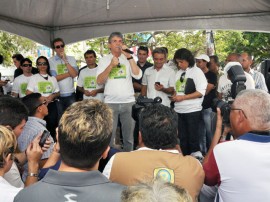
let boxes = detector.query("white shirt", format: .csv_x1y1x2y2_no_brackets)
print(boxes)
77,66,104,101
0,176,22,202
49,55,78,96
142,65,175,107
174,67,207,113
12,74,32,98
217,72,255,101
3,162,24,188
27,74,60,97
97,53,142,103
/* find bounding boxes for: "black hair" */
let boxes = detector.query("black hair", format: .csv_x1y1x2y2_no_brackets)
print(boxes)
0,96,28,129
173,48,195,67
209,55,220,64
20,58,32,66
22,93,42,116
84,50,97,58
12,54,24,62
139,104,178,149
138,46,149,55
51,38,65,49
36,56,52,76
0,55,3,64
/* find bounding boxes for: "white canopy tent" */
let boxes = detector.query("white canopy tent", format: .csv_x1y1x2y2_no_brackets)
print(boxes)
0,0,269,46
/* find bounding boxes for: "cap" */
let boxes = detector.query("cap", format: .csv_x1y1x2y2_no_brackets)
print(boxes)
195,54,210,62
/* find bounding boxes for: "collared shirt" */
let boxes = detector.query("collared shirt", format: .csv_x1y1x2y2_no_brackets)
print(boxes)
14,170,125,202
142,65,175,107
18,116,54,181
103,147,180,179
248,69,268,92
203,133,270,202
49,55,78,96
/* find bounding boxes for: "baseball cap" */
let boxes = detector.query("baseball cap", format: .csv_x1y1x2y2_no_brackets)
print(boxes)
195,54,210,62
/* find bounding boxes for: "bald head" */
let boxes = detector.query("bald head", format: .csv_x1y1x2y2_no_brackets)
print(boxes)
225,53,241,64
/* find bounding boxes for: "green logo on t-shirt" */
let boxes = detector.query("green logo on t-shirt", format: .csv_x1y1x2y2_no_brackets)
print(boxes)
84,76,96,89
20,83,27,96
109,64,127,79
56,64,68,74
37,81,53,94
176,79,186,93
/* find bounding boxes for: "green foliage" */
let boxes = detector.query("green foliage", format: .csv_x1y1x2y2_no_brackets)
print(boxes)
0,31,36,66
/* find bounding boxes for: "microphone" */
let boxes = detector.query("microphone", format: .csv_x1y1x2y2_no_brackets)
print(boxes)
123,49,134,54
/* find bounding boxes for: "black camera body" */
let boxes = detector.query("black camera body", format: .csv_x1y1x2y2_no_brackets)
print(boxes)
213,64,247,124
132,96,162,121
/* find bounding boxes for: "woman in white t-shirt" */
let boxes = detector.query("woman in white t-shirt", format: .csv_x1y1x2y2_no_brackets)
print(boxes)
26,56,60,140
170,48,207,160
0,126,22,202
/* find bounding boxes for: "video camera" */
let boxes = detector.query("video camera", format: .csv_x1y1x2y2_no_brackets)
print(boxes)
213,64,247,125
132,96,162,121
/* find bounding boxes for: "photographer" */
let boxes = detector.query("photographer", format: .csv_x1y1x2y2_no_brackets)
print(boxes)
203,89,270,202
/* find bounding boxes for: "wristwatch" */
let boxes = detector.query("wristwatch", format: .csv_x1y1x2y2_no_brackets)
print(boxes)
127,56,133,60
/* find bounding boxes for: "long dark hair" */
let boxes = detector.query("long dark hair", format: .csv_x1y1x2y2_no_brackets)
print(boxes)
36,56,51,76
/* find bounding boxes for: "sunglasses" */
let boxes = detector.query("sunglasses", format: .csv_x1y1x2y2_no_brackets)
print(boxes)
32,100,47,113
180,72,186,82
55,44,65,49
22,64,32,67
37,62,48,66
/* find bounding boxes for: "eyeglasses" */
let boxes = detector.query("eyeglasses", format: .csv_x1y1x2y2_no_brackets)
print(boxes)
22,64,32,67
230,108,247,119
32,100,47,112
55,44,65,49
180,72,186,82
37,62,48,66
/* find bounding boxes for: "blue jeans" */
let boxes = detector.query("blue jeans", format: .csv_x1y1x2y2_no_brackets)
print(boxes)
58,93,76,120
108,102,135,152
199,108,214,154
178,111,201,155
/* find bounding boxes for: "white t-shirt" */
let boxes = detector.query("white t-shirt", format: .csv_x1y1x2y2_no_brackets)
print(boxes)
3,162,24,188
174,67,207,113
27,74,60,97
96,53,142,103
77,67,104,101
49,55,78,96
217,72,255,101
12,74,32,98
0,176,22,202
142,65,175,107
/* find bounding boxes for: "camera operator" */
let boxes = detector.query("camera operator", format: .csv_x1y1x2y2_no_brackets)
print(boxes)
203,89,270,202
217,61,255,101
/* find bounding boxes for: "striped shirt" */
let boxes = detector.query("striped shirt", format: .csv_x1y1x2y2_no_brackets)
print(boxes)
248,69,268,92
18,117,54,181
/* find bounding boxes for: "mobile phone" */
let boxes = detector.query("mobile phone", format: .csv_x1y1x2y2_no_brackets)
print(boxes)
155,82,160,85
39,130,50,147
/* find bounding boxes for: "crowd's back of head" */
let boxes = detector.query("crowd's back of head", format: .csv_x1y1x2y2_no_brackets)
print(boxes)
139,104,178,150
58,99,113,169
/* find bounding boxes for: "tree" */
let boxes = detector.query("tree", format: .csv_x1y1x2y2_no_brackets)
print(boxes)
0,31,37,66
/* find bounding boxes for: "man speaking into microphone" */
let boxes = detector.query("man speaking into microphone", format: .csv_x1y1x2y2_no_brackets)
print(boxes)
97,32,142,152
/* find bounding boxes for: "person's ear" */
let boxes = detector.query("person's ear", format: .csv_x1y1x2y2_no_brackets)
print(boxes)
101,146,110,160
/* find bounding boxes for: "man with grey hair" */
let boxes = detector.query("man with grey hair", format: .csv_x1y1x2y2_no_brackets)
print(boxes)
203,89,270,202
141,47,175,107
14,99,125,202
121,179,192,202
97,32,142,151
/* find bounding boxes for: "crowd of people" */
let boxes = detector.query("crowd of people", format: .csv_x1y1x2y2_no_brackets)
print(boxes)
0,31,269,202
